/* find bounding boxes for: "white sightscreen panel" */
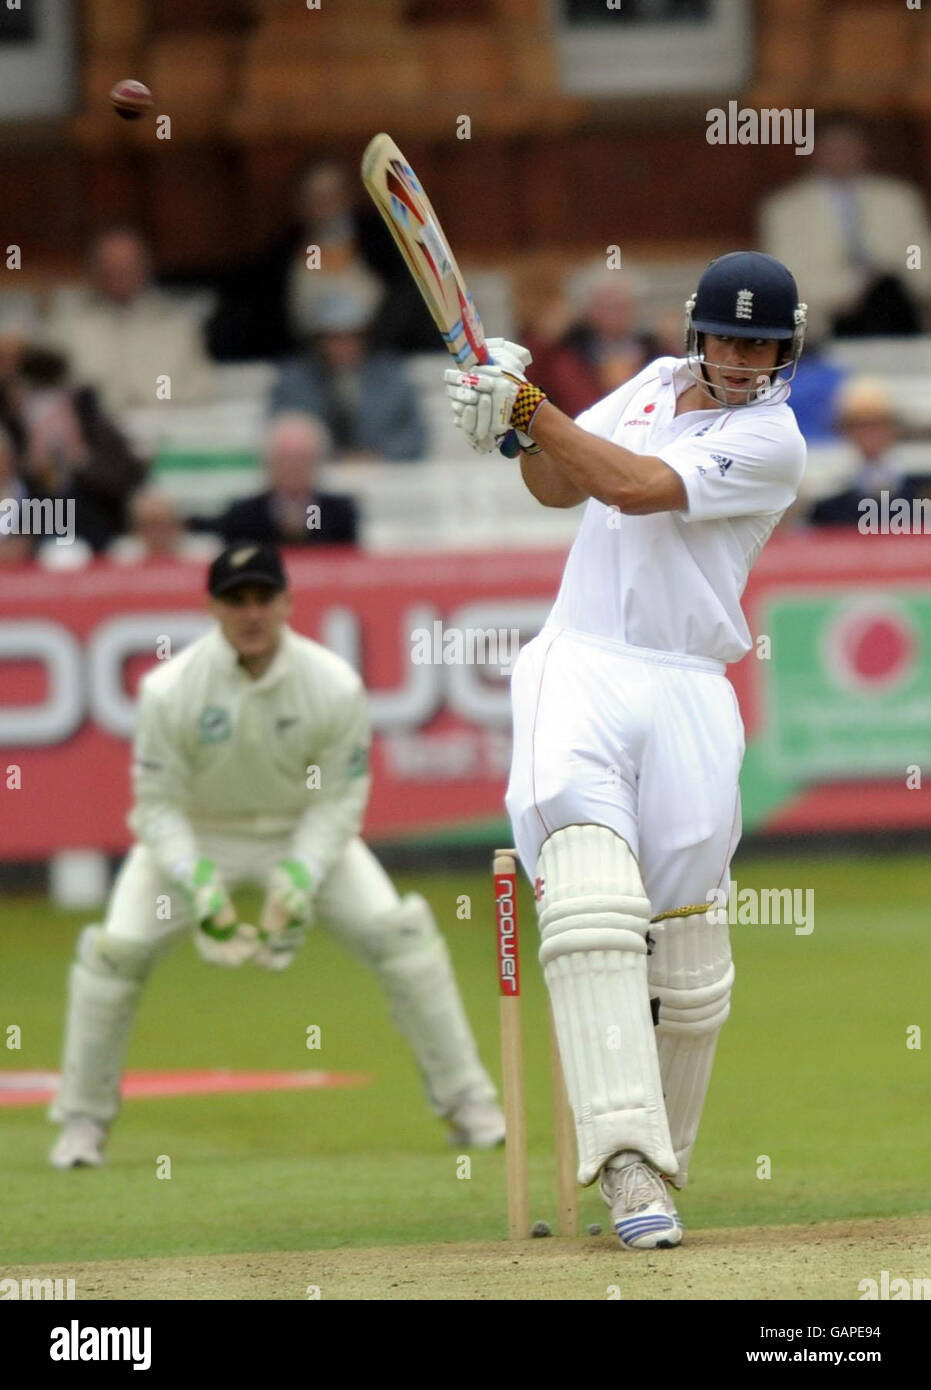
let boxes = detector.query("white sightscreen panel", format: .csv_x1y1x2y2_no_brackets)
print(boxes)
0,0,75,119
553,0,752,97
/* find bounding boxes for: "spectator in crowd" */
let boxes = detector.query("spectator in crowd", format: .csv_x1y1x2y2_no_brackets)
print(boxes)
760,113,931,339
808,378,920,526
0,347,146,552
43,227,215,417
269,288,427,461
520,267,657,419
204,412,358,547
207,159,436,361
109,484,221,565
0,422,32,566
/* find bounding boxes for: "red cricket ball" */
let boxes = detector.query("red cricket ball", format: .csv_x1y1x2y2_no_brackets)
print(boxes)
109,79,153,121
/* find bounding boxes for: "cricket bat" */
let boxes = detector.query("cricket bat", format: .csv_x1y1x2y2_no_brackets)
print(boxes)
361,132,519,457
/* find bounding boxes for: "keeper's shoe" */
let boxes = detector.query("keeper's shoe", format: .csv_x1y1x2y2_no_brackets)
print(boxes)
49,1116,107,1170
446,1097,506,1149
600,1151,683,1250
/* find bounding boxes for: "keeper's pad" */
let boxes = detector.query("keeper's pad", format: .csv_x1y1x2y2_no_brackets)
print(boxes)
49,926,164,1125
649,911,734,1188
537,825,678,1184
361,894,496,1115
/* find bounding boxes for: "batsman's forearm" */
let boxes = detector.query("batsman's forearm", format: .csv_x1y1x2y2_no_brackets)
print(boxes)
519,448,587,508
528,401,685,515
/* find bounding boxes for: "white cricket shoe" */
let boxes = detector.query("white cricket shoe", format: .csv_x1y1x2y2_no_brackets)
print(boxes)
600,1151,683,1250
49,1116,107,1169
446,1097,506,1149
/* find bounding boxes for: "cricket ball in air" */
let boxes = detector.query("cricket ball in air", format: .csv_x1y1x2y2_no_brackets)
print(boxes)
109,79,153,121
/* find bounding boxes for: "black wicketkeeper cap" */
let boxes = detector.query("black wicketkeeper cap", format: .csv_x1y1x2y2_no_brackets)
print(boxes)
208,541,288,597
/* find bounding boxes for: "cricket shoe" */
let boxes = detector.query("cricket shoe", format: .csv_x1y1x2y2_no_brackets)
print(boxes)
600,1151,683,1250
49,1116,107,1169
446,1097,506,1149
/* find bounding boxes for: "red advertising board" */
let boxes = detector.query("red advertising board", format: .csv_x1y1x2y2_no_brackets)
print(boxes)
1,534,929,860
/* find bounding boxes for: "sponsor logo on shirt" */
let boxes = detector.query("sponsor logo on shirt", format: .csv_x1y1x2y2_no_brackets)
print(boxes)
198,706,232,743
711,454,734,476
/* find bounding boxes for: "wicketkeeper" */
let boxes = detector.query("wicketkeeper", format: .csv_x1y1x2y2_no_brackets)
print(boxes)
50,541,503,1167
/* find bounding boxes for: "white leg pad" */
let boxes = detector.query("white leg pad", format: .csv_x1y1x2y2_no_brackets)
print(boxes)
649,914,734,1188
49,927,163,1124
537,825,678,1184
362,894,497,1115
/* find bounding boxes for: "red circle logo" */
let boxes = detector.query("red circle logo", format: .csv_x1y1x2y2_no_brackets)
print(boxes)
826,604,917,693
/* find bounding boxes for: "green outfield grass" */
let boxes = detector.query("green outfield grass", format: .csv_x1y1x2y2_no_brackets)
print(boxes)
1,852,928,1268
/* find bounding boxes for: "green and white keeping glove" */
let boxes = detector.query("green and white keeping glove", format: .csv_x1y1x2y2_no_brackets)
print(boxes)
179,856,259,968
254,859,315,972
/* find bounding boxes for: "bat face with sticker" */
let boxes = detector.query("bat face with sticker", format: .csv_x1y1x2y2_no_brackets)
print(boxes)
361,132,519,457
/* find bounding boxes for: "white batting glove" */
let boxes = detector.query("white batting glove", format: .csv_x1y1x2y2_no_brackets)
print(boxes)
253,859,315,972
178,857,259,967
485,341,541,453
485,337,533,377
445,365,522,452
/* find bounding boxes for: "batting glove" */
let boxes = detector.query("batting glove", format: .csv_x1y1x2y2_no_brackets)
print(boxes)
445,365,547,455
178,857,259,967
485,337,533,376
253,859,315,972
485,339,542,454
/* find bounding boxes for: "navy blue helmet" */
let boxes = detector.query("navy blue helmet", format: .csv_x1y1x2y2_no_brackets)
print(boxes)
684,251,807,402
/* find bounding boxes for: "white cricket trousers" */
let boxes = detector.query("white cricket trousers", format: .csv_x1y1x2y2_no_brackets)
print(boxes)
505,625,745,914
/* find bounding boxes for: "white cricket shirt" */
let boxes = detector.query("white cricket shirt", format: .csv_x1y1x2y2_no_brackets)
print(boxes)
129,624,371,887
546,355,807,664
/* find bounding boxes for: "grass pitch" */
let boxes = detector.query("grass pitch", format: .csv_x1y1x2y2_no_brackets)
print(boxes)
2,852,929,1298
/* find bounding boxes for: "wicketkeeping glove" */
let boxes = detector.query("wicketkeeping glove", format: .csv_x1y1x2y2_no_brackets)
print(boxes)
253,859,315,972
179,857,259,967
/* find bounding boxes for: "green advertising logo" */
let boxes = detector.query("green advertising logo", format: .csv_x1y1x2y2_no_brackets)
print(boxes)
759,592,925,780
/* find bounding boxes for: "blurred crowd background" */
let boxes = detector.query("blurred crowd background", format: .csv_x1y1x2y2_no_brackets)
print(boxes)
2,0,931,566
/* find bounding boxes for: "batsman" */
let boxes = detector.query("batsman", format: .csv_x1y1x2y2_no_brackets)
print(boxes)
447,252,807,1248
49,541,503,1167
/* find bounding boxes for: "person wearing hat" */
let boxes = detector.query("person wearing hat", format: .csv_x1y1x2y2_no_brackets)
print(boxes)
49,541,504,1168
809,378,920,527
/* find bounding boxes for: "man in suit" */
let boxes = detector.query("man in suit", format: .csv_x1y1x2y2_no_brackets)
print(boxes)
760,114,931,339
209,413,358,547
